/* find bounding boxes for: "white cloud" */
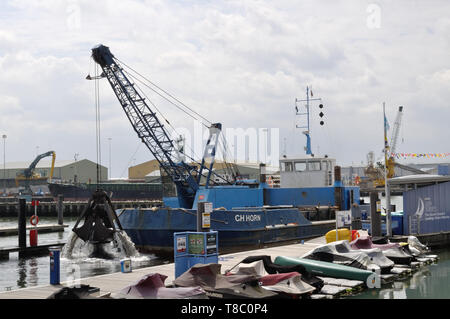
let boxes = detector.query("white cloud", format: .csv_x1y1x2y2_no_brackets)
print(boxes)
0,0,449,177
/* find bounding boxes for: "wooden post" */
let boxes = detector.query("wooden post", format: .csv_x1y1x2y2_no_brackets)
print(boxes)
370,191,381,237
18,198,26,249
57,195,64,225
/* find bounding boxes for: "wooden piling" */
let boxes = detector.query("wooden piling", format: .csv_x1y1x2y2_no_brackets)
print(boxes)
18,198,26,249
370,191,381,237
57,195,64,225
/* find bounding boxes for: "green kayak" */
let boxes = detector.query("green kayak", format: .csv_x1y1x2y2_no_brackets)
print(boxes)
274,256,374,282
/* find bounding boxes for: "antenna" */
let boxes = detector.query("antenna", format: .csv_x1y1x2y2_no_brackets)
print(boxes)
295,86,322,155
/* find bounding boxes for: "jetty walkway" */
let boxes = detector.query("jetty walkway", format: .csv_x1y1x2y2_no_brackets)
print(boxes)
0,238,324,299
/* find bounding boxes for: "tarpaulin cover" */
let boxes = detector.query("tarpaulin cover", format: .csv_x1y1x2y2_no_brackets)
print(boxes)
173,263,278,299
230,261,315,295
350,236,412,265
381,247,413,265
226,255,324,292
302,240,378,270
113,273,207,299
47,284,98,299
350,236,400,250
258,272,315,295
353,248,394,273
230,259,267,277
407,236,430,256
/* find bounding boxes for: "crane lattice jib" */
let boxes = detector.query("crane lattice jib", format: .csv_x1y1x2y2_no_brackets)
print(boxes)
389,106,403,158
91,45,199,202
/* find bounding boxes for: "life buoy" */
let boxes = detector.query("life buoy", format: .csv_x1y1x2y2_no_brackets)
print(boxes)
354,175,360,185
351,230,360,241
30,215,39,226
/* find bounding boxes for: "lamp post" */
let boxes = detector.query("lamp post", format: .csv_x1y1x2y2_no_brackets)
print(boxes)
108,137,112,180
2,135,6,195
263,128,268,164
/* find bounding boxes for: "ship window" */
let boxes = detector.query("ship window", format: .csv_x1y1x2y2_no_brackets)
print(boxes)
282,162,293,172
294,162,307,172
308,161,321,171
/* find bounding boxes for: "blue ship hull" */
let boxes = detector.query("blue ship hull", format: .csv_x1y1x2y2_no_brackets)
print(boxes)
117,184,359,255
118,206,336,255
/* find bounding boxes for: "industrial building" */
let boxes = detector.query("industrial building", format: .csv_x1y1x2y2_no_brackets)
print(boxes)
128,159,279,184
0,159,108,187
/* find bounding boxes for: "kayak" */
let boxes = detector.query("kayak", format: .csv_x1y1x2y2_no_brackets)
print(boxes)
274,256,374,282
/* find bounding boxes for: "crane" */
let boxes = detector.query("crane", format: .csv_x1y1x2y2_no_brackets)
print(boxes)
364,106,426,189
90,44,224,209
364,107,404,188
15,151,56,193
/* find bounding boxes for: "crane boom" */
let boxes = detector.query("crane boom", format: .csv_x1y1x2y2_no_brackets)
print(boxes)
91,44,219,208
23,151,56,178
389,106,403,158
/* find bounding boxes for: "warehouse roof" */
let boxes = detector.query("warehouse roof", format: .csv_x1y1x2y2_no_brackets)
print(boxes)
1,159,100,169
389,174,450,185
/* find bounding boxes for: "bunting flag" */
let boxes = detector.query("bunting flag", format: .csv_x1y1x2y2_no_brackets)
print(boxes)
391,153,450,159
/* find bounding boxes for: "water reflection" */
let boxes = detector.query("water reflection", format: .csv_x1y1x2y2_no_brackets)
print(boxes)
28,258,39,286
0,217,161,291
16,259,27,288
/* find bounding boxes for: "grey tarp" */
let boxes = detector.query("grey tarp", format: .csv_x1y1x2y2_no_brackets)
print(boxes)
355,247,395,274
407,236,430,256
350,236,413,265
225,255,324,293
230,260,315,296
301,240,380,271
173,263,278,299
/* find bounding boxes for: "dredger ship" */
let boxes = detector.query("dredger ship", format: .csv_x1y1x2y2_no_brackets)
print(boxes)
86,44,359,255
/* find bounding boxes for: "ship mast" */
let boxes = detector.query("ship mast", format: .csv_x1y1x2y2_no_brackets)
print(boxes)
295,86,322,155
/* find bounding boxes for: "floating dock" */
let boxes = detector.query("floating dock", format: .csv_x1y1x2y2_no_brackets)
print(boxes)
0,238,323,299
0,224,68,237
0,242,66,260
0,235,440,299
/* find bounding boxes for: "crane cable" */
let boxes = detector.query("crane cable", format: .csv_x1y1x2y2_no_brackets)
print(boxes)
94,64,102,185
118,59,239,180
123,69,203,126
118,69,233,185
116,57,212,126
98,57,235,185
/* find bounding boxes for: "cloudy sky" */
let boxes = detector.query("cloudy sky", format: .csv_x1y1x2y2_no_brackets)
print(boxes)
0,0,449,178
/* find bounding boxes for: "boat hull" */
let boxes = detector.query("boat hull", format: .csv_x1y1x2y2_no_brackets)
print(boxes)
48,182,162,200
118,207,336,256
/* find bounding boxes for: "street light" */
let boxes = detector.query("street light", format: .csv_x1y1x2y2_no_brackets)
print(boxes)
2,135,7,195
108,137,112,180
262,128,268,164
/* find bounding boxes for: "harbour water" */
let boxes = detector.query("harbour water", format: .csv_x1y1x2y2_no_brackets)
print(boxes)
348,248,450,299
0,217,161,292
